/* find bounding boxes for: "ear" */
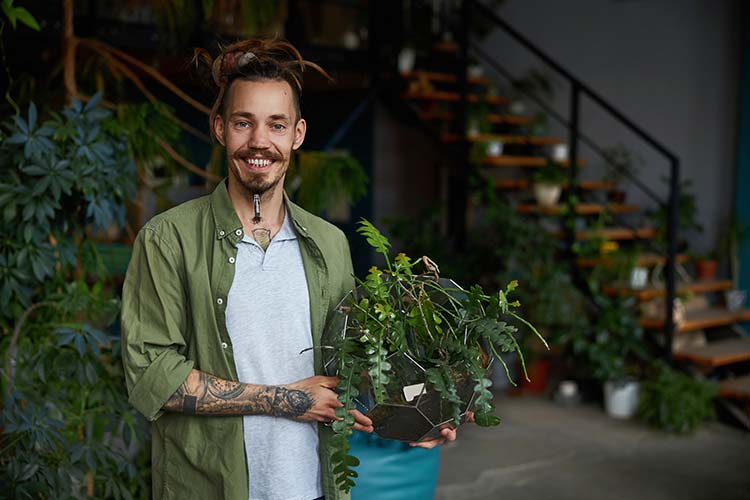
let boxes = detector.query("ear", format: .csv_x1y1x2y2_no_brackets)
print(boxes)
213,114,226,146
292,118,306,151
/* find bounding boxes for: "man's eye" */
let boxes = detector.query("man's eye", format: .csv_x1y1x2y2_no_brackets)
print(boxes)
271,124,286,131
236,121,249,128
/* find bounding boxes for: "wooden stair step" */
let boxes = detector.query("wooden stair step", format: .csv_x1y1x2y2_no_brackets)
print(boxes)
401,70,490,86
673,337,750,367
495,179,615,191
517,203,640,216
641,308,750,331
442,133,561,145
418,111,530,125
604,279,733,301
482,156,583,168
577,253,688,268
402,91,509,105
718,375,750,400
552,227,656,241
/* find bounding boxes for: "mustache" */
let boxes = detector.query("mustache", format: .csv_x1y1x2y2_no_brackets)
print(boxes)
234,149,282,161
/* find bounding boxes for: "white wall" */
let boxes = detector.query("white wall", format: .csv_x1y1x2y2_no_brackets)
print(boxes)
479,0,741,251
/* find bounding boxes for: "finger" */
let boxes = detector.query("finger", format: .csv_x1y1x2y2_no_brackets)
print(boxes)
465,411,475,423
318,376,339,389
352,422,375,433
349,409,373,427
409,438,445,449
440,427,458,442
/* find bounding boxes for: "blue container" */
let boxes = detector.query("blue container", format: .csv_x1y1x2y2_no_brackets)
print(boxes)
349,431,440,500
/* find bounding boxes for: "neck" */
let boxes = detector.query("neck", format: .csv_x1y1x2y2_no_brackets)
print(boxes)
227,178,286,237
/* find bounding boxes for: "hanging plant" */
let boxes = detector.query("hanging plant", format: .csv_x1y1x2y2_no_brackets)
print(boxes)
322,219,547,493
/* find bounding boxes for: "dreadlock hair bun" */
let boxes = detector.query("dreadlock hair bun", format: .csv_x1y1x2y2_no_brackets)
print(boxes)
193,37,332,141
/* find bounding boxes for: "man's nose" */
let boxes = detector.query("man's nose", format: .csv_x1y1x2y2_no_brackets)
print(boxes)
247,125,270,149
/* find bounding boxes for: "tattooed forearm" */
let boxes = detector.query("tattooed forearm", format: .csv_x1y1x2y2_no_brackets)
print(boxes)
163,369,314,418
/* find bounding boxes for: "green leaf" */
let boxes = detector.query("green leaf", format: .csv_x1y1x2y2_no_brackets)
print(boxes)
474,411,501,427
12,6,40,30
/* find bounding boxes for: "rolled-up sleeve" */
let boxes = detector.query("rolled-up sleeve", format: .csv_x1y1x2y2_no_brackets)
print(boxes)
121,227,194,421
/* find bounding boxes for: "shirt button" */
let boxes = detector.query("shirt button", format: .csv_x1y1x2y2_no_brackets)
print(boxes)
221,342,228,349
219,230,225,237
228,257,236,264
216,298,224,305
235,229,242,236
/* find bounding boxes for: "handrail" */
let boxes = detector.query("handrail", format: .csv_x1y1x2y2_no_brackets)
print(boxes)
463,0,680,359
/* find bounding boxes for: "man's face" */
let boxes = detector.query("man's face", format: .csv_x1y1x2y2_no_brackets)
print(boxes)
213,79,306,197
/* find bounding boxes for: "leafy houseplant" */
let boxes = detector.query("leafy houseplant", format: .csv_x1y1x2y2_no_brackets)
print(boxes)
0,97,146,496
601,144,643,203
322,220,546,492
638,362,717,433
531,161,567,207
647,178,703,252
285,150,367,222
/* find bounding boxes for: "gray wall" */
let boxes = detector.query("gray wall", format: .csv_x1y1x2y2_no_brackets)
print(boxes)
479,0,741,251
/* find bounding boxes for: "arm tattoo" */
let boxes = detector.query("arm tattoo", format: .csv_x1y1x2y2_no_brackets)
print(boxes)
163,370,314,418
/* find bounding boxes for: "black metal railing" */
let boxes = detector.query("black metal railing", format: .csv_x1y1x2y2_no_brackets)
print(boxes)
459,0,681,359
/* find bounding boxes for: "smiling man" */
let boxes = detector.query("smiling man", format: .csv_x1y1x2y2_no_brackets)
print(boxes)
121,38,457,500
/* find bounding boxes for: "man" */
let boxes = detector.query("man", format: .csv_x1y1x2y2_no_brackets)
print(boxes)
121,38,456,500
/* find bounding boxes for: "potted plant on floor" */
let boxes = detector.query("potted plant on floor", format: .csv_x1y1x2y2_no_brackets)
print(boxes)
531,160,567,208
638,362,717,433
321,220,547,492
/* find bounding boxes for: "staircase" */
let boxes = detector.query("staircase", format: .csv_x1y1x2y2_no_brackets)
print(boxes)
394,0,750,416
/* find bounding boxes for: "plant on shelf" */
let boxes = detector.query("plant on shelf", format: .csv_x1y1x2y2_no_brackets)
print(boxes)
285,150,368,222
689,250,719,282
466,101,491,137
638,362,717,433
601,143,643,203
719,217,750,310
322,220,547,492
0,97,147,496
531,160,567,207
647,177,703,252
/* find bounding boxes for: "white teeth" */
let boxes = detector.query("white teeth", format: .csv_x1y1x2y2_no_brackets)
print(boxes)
245,158,271,167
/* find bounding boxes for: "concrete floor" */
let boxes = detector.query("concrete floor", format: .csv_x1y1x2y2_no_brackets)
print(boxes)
436,395,750,500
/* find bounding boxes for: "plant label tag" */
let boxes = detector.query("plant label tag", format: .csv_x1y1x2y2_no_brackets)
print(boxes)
403,383,425,402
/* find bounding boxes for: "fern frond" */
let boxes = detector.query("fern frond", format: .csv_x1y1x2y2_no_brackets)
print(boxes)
357,218,391,269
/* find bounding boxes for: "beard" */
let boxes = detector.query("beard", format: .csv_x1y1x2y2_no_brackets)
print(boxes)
229,148,287,199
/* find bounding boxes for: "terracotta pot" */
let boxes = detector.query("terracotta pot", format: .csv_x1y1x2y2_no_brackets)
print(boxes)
520,358,550,394
695,260,718,281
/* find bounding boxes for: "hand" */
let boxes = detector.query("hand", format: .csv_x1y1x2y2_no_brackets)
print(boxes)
285,375,342,423
408,411,474,449
284,376,374,432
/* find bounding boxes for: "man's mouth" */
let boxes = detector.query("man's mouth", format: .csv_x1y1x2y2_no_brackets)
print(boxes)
239,155,276,171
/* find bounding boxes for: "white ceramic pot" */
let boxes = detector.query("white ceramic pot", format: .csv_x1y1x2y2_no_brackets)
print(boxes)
552,144,569,162
486,140,504,157
725,290,747,311
509,100,527,115
629,267,649,289
604,380,640,419
532,183,562,207
398,47,416,74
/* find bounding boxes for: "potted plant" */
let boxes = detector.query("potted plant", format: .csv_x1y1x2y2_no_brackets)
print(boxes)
285,150,368,222
321,220,546,492
638,362,717,433
601,144,643,203
647,178,703,252
691,251,719,281
531,160,567,207
561,289,651,419
720,217,749,311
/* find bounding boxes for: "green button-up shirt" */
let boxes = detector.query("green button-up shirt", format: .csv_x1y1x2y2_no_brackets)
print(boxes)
121,180,354,500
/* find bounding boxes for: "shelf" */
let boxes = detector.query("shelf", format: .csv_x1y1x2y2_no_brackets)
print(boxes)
641,308,750,332
517,203,640,216
401,70,490,86
672,337,750,367
418,112,530,125
402,91,509,105
718,375,750,400
604,280,733,301
577,253,688,268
